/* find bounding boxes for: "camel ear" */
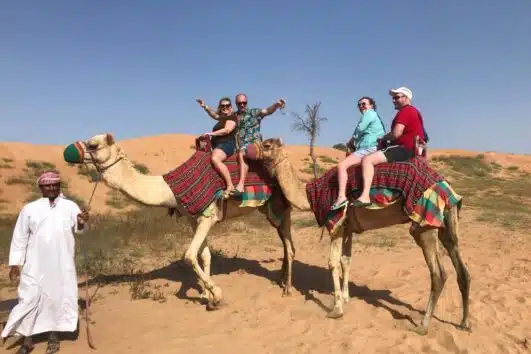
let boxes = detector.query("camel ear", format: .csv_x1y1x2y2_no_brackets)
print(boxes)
277,138,283,146
106,133,115,146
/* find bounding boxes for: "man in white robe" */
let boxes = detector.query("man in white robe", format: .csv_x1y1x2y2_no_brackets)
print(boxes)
1,170,89,354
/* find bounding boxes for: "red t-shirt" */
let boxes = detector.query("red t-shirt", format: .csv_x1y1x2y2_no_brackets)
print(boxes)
391,105,425,150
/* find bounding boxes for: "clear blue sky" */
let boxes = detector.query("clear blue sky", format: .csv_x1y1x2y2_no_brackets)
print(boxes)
1,1,530,153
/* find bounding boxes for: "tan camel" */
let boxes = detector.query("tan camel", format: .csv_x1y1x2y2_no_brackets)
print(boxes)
64,133,296,310
258,138,471,335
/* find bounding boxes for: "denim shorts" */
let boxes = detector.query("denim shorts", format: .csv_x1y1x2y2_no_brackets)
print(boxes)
213,140,236,156
352,146,377,158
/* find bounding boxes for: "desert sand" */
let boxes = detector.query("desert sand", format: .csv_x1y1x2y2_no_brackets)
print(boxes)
0,134,530,353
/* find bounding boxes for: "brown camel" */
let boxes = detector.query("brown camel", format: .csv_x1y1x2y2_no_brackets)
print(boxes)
63,133,296,311
257,137,471,335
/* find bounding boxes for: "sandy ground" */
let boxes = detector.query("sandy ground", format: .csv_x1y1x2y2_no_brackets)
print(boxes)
1,209,529,354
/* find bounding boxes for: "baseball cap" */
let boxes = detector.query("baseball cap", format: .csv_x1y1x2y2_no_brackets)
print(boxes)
389,86,412,100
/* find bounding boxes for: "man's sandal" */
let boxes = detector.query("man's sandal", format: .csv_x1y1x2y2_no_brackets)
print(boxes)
45,340,60,354
16,344,34,354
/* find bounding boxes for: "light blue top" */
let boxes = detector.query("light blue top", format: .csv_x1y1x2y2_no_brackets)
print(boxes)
352,109,386,150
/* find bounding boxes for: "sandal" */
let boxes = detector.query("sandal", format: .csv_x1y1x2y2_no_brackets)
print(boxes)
230,188,244,197
16,344,34,354
330,199,348,211
45,340,60,354
350,200,371,208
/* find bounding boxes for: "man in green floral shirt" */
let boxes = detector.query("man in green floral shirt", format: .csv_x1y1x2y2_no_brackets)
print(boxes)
233,93,285,195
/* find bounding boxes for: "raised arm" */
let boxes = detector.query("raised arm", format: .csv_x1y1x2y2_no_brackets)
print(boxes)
259,98,286,118
196,98,220,120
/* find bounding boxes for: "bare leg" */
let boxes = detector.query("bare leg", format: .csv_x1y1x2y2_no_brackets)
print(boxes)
211,148,234,194
276,209,295,296
184,213,222,310
356,151,388,204
340,227,353,303
411,226,447,335
334,154,362,207
438,205,471,331
235,150,249,193
327,234,344,318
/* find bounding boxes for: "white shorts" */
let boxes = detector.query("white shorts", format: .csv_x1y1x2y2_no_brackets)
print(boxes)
352,146,377,158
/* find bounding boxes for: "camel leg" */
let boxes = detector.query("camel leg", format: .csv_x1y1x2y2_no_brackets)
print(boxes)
277,209,295,296
327,234,344,318
411,226,447,335
277,231,288,287
187,218,211,302
438,206,471,331
184,215,223,310
340,227,353,304
198,241,213,302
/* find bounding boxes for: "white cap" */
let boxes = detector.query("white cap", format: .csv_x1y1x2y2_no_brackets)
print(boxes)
389,86,412,100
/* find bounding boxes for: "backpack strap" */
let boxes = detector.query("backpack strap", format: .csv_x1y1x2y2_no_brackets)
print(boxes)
410,106,429,143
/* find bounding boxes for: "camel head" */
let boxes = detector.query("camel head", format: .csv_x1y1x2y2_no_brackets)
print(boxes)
260,138,287,163
63,133,124,172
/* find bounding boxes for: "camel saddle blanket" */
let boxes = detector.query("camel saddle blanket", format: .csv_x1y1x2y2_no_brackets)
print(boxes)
306,157,462,232
162,151,277,216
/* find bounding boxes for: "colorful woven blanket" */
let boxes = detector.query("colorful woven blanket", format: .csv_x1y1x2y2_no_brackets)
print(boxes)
162,151,277,217
306,157,460,233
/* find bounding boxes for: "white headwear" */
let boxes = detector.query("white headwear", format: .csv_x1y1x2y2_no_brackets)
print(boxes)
389,86,413,100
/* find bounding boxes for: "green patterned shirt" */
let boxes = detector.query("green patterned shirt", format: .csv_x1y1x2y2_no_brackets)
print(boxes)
236,108,263,150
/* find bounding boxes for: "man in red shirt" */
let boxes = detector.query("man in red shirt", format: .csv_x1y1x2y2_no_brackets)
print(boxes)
352,86,428,207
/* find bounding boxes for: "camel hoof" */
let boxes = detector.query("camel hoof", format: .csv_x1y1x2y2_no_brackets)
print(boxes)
327,307,343,319
282,289,293,297
458,321,472,333
206,300,225,311
410,325,428,336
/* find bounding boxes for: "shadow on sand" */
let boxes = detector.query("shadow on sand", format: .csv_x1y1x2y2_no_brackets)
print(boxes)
77,253,460,329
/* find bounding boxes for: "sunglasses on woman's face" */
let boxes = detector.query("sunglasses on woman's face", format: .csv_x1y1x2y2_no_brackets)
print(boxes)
220,104,231,109
358,102,368,107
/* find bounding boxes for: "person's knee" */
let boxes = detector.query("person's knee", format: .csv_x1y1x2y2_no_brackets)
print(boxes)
337,160,346,170
211,154,224,164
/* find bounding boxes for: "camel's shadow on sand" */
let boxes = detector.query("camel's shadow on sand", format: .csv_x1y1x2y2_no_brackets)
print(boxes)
80,253,458,329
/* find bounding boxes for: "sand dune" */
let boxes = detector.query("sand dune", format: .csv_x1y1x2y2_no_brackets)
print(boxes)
1,133,530,215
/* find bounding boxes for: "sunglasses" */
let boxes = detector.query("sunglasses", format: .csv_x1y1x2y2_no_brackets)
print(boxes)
220,104,231,109
392,95,404,100
358,102,368,107
236,101,247,106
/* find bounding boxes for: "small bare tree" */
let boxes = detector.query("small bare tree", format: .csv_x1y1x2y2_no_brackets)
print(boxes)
290,101,328,179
